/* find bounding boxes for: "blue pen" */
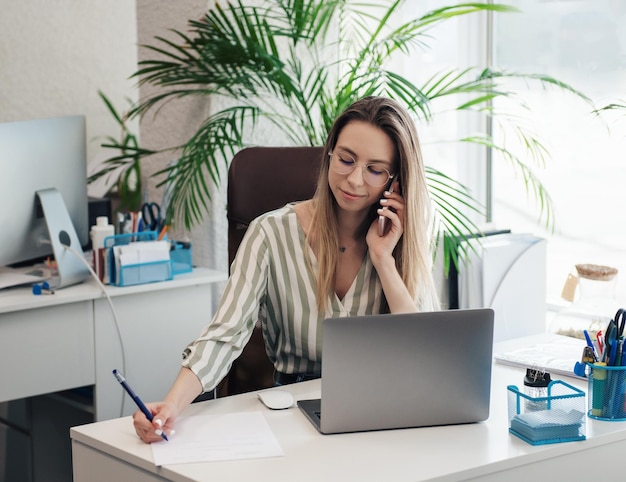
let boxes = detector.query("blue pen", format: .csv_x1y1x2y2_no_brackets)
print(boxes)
607,324,618,367
112,369,168,441
616,337,625,366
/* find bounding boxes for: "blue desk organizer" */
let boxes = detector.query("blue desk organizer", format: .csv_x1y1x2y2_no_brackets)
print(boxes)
507,380,586,445
587,363,626,421
104,232,172,287
170,241,192,275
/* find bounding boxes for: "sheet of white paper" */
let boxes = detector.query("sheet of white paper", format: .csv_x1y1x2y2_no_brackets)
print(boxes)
0,266,48,289
114,241,170,267
151,411,284,466
494,334,586,379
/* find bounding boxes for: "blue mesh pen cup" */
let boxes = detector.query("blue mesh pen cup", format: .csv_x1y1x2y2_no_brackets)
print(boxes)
587,363,626,421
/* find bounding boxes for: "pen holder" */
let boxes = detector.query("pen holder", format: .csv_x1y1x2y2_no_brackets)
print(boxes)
587,363,626,421
507,380,586,445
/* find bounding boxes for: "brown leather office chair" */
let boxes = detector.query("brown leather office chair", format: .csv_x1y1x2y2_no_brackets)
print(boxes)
216,146,324,397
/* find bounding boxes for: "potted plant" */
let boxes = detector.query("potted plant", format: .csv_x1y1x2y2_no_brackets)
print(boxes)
108,0,591,272
88,91,155,213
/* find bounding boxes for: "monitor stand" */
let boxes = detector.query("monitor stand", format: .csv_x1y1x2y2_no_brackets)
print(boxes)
36,188,90,289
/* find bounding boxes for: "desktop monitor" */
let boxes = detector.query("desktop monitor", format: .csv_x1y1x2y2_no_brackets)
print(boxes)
0,115,90,287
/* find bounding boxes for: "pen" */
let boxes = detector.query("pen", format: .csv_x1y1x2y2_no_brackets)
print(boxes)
112,369,168,441
596,330,604,356
607,323,618,366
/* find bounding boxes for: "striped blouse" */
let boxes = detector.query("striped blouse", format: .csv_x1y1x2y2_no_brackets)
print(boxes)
182,204,383,392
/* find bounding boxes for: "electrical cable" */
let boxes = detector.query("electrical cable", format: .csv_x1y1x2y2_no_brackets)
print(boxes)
61,243,128,417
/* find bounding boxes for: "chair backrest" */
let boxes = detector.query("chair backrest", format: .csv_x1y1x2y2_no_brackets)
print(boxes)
218,146,324,396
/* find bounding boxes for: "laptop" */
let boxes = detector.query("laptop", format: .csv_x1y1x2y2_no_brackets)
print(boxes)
297,308,494,434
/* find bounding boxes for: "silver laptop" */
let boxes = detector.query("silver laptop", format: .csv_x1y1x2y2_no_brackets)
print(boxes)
297,308,494,434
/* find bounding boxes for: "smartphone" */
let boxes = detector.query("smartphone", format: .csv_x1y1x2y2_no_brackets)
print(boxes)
378,180,395,237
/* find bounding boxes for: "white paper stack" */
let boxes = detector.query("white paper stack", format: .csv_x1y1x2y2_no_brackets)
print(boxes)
110,240,172,286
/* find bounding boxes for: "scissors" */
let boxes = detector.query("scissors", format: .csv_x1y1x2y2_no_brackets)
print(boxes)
141,202,164,232
604,320,618,366
615,308,625,338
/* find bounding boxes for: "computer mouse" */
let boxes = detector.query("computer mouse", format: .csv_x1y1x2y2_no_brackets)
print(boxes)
257,390,294,410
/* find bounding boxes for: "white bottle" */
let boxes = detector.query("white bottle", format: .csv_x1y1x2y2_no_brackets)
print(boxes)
90,216,115,282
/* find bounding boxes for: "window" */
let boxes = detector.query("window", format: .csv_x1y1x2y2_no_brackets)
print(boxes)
491,0,626,305
401,1,626,307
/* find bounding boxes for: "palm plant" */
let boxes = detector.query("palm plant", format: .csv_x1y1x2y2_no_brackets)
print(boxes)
88,91,155,212
118,0,591,272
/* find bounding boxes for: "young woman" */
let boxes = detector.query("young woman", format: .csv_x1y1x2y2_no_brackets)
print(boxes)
133,96,439,443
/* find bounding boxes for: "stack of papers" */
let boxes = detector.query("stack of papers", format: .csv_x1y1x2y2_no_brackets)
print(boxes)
113,240,170,267
0,266,48,290
510,409,584,443
107,240,172,285
494,334,586,379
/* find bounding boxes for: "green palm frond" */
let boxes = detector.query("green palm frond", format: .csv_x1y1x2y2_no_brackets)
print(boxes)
154,105,258,227
90,91,156,212
463,134,555,228
594,99,626,124
596,102,626,112
426,166,484,275
115,0,593,273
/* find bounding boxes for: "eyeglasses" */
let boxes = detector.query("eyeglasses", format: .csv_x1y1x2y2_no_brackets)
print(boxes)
329,149,395,187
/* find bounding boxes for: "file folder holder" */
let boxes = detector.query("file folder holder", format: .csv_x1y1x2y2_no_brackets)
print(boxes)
104,232,172,287
507,380,586,445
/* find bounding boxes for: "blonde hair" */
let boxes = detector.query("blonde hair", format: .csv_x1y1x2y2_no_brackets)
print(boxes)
308,96,439,313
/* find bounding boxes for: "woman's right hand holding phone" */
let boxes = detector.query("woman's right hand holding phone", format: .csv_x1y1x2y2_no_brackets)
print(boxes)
376,180,402,238
368,180,404,262
378,182,395,237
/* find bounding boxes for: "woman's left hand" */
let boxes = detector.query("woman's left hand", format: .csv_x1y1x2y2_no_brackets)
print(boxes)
366,184,404,264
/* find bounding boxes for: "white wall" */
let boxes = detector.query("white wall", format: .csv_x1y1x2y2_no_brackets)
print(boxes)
136,1,292,275
0,0,138,166
135,0,223,273
0,0,287,279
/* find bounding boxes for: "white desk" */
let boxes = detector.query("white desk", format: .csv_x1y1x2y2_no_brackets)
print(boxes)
71,337,626,482
0,267,226,421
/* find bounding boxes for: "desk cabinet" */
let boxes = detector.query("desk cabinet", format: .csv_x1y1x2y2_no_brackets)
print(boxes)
0,268,226,482
0,301,95,403
0,268,225,420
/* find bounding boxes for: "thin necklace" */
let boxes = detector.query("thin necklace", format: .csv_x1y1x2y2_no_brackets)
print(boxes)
339,239,362,253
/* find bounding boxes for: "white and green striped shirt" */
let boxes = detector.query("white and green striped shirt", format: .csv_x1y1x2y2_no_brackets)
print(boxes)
182,204,383,392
